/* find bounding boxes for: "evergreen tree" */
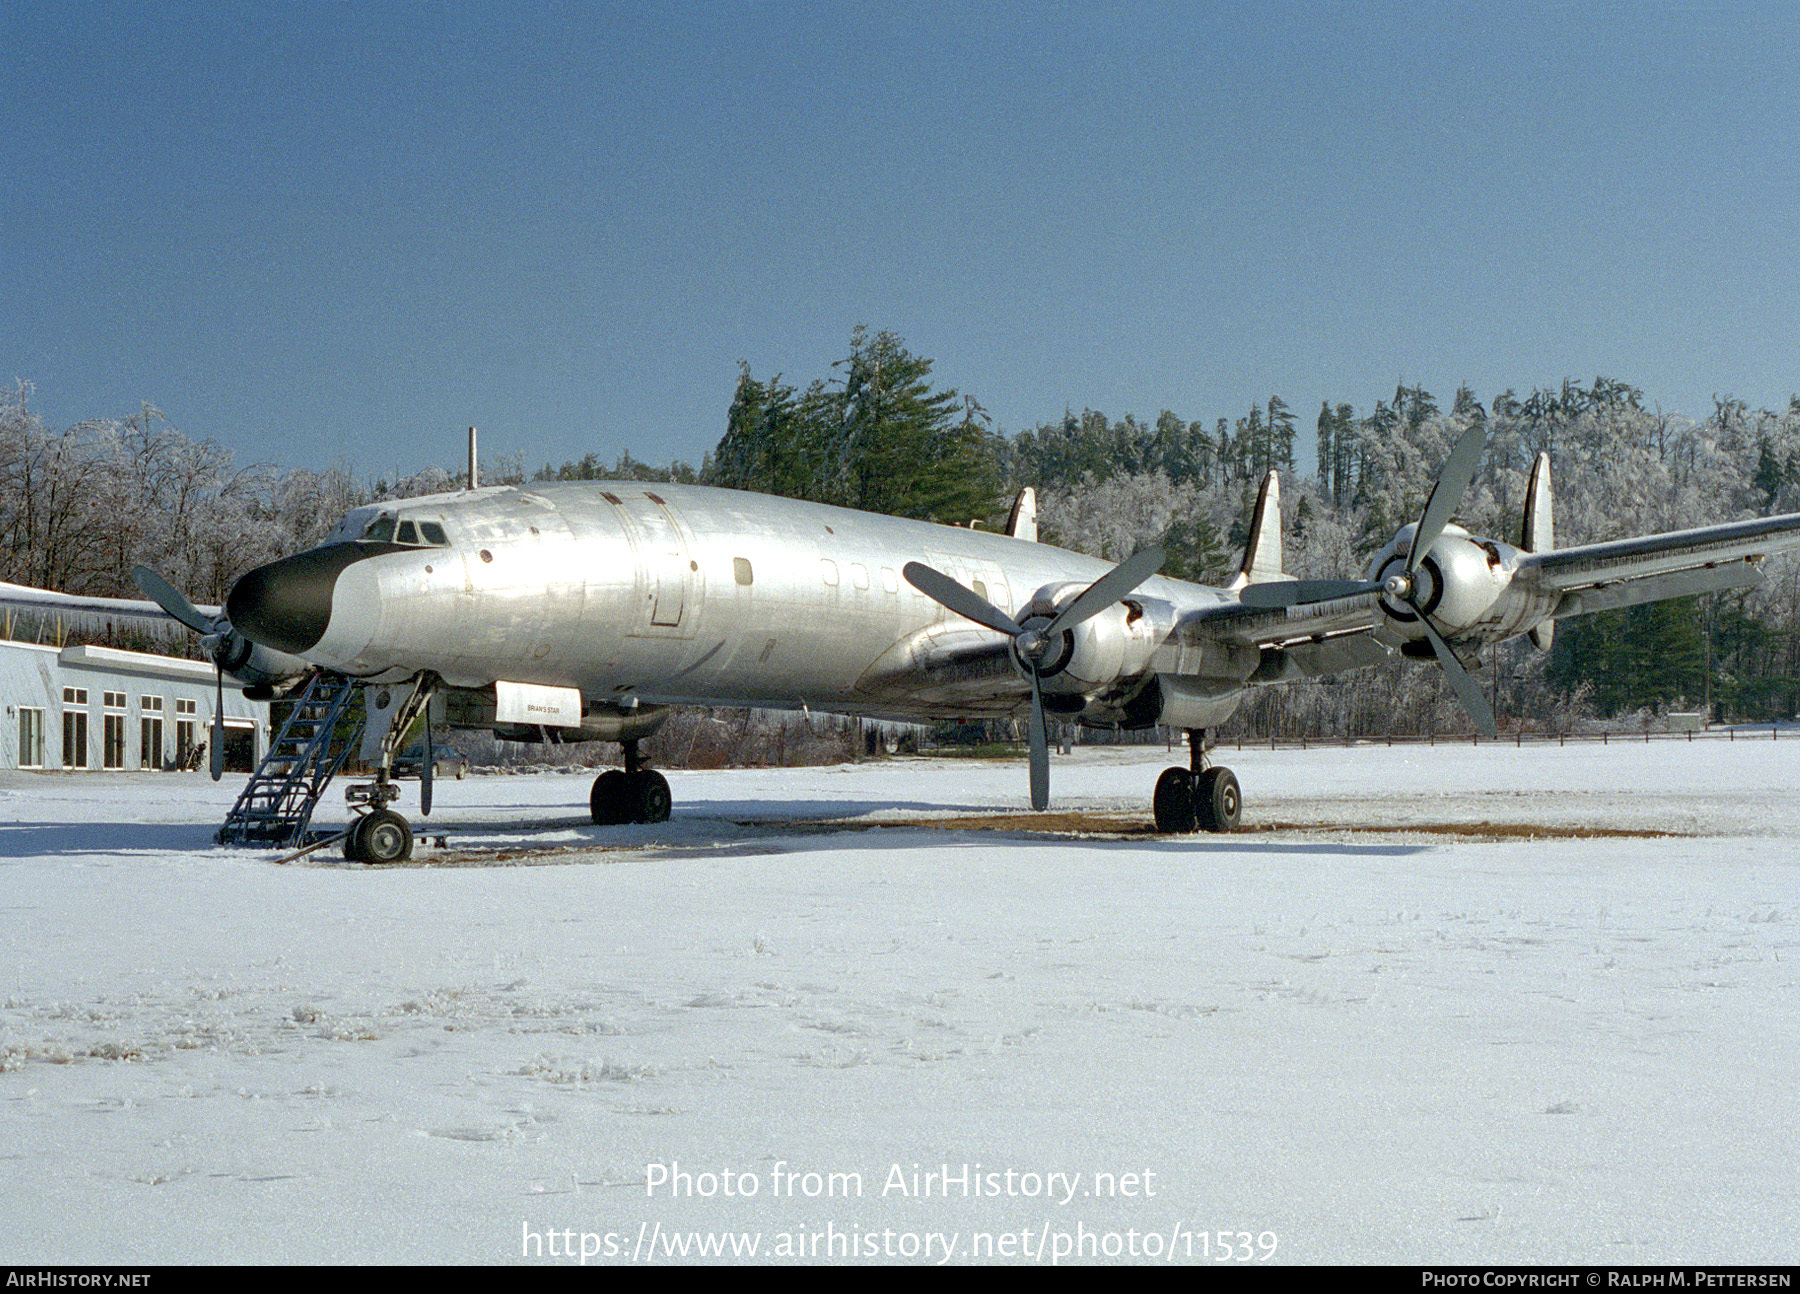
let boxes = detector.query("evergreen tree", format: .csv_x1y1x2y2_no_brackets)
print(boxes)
1266,395,1296,476
707,328,999,522
1161,516,1231,585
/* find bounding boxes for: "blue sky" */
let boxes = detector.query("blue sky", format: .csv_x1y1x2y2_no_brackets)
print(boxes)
5,1,1798,478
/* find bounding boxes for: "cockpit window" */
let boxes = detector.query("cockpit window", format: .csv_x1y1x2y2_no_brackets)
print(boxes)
360,516,451,547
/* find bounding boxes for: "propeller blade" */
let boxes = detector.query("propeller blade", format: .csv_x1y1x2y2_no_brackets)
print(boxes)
1417,615,1497,738
1043,544,1165,638
1408,423,1487,576
1027,670,1049,811
210,664,225,781
908,546,1162,815
1239,578,1380,609
132,566,219,635
901,561,1023,636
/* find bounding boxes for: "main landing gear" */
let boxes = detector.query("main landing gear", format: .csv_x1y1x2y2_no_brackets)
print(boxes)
1152,730,1241,834
589,738,671,825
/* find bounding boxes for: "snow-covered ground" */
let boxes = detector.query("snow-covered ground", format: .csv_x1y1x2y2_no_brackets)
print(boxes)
2,740,1796,1265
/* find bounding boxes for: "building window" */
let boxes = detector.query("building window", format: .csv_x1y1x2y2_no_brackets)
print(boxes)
102,692,127,769
63,711,89,769
141,715,165,771
141,698,165,770
18,709,45,769
175,698,198,768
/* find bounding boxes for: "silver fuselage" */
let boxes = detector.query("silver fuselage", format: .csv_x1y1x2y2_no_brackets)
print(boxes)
292,482,1225,723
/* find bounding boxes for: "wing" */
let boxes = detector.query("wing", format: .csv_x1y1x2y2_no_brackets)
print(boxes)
1157,588,1389,682
0,580,206,627
1520,513,1800,617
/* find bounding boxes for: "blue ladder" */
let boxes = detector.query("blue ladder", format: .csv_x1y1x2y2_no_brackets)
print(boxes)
217,671,364,847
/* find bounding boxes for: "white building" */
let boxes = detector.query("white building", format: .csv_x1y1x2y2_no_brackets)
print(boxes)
1,640,267,773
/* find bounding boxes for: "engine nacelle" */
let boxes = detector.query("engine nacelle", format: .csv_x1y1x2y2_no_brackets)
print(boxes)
1014,582,1161,698
207,627,312,693
1364,522,1545,647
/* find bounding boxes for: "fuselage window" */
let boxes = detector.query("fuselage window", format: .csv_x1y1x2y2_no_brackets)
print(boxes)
734,557,754,586
396,520,419,545
420,522,448,546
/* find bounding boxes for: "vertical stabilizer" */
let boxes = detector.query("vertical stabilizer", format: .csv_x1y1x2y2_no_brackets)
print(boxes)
1005,487,1037,542
1522,452,1555,650
1228,470,1286,590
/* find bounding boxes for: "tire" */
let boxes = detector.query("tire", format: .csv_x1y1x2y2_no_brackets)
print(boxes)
354,809,413,864
1153,766,1197,833
590,769,628,825
630,770,672,824
1196,766,1241,833
342,815,369,860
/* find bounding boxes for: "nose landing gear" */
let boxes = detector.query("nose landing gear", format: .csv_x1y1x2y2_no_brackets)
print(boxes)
343,674,437,864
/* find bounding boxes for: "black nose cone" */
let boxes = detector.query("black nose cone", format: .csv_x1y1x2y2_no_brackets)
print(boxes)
226,543,368,655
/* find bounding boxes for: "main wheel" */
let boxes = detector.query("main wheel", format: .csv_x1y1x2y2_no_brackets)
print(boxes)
353,808,413,863
629,770,672,823
1196,766,1241,833
1153,766,1198,833
590,769,629,825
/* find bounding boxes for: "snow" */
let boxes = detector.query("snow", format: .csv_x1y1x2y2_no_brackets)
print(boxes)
2,740,1797,1265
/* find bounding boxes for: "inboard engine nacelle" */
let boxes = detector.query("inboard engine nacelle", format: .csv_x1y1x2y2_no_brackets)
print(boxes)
1014,582,1163,696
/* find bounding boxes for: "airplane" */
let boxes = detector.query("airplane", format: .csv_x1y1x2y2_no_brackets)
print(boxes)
11,422,1800,863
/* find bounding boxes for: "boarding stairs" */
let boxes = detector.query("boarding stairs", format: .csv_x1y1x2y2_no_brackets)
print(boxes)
217,670,365,847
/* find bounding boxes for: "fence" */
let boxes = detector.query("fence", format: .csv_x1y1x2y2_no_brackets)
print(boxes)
1213,725,1794,752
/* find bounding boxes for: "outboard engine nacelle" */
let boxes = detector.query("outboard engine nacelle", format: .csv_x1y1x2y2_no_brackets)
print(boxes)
208,628,312,694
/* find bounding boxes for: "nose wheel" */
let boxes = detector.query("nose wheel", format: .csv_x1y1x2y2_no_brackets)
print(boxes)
1152,731,1241,833
344,807,413,864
